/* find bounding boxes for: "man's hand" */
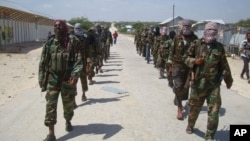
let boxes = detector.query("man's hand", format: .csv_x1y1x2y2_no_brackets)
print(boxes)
194,58,204,65
68,76,78,85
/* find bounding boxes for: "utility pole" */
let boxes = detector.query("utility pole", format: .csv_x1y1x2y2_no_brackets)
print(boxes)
173,4,175,27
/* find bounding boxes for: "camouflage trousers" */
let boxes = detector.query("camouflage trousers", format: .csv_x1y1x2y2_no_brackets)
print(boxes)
86,57,96,80
104,45,110,61
79,68,88,93
45,81,75,126
172,64,189,106
96,51,104,68
188,86,221,140
152,50,158,66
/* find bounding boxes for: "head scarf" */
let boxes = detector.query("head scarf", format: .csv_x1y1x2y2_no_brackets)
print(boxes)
53,19,68,36
203,22,218,44
155,26,160,36
169,31,176,39
180,19,193,36
74,23,84,36
53,19,68,47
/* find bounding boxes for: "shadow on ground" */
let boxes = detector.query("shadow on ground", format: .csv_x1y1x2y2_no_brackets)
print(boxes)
96,74,119,77
193,127,229,141
103,69,123,72
78,95,128,107
57,123,123,141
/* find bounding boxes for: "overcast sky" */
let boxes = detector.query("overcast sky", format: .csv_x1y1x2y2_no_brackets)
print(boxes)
7,0,250,23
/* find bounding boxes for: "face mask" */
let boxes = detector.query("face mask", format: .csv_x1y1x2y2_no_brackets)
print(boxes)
203,29,217,44
181,26,193,36
74,23,84,36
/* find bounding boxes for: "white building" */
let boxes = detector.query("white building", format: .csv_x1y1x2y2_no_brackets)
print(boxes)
0,0,54,47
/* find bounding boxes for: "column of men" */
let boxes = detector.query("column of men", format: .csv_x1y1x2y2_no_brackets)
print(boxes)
38,20,113,141
134,19,233,141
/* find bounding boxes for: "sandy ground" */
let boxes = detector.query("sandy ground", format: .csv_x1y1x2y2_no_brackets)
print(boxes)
0,37,249,106
0,41,43,105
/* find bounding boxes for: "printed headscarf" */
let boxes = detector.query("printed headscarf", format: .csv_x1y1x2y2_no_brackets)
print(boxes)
53,19,68,47
74,23,84,36
203,22,218,44
180,19,193,36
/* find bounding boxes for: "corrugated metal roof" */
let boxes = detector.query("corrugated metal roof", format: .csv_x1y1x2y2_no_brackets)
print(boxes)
0,0,54,25
0,0,34,14
159,16,183,25
192,19,225,27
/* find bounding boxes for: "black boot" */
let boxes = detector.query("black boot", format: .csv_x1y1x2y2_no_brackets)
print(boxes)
82,92,87,101
43,134,56,141
65,121,73,132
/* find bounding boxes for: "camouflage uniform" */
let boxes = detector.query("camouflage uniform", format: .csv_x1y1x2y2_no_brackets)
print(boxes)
103,26,113,62
144,26,155,63
86,27,98,85
168,19,198,120
39,20,83,141
185,22,233,140
156,33,169,78
95,24,106,74
140,28,148,57
73,23,89,103
152,33,161,67
39,33,83,124
161,31,176,87
135,29,143,55
78,34,89,101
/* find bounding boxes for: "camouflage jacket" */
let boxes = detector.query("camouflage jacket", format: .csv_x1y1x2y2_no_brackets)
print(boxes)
152,35,162,54
158,37,172,58
168,34,197,64
86,31,98,58
185,39,233,89
38,35,83,87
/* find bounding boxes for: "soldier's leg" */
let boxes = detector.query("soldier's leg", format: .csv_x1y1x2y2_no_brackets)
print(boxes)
61,81,75,132
107,45,110,58
44,83,60,140
80,70,88,101
205,87,221,140
88,58,95,85
153,54,158,67
157,56,165,78
99,49,104,73
145,45,150,62
172,65,189,120
104,46,108,62
166,63,173,88
45,84,60,126
142,45,146,57
186,89,206,134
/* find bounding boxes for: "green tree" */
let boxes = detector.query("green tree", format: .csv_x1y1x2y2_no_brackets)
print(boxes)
133,22,144,31
235,18,250,27
68,17,93,31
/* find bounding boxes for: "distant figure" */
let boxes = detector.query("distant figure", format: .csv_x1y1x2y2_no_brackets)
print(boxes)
239,30,250,83
47,31,52,38
113,31,118,44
